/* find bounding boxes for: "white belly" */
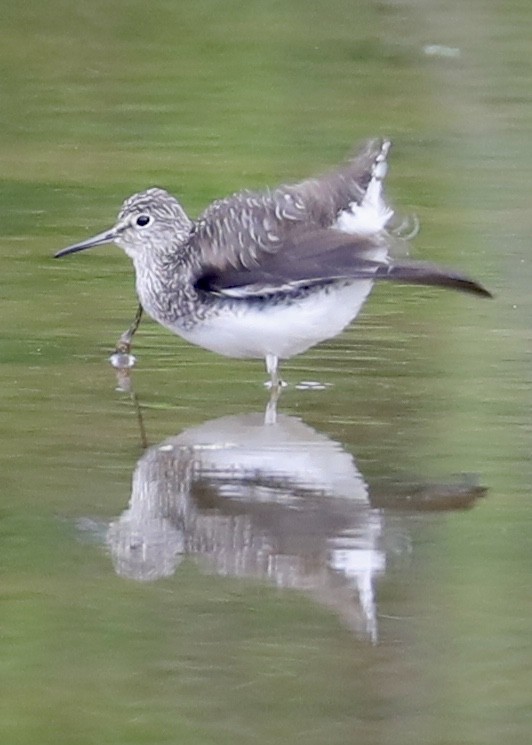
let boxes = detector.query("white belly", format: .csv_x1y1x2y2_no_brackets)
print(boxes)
167,279,375,360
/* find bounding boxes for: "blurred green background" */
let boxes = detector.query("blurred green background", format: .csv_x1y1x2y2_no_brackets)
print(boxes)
1,1,531,743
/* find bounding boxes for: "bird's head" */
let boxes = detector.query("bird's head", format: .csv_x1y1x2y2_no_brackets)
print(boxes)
55,188,192,262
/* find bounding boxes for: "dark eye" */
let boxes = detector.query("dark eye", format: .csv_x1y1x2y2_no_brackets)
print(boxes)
136,214,152,227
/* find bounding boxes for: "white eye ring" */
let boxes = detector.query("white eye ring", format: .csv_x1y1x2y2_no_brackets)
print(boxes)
135,214,152,228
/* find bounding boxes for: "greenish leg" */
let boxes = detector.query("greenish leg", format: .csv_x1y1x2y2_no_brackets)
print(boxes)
115,303,143,355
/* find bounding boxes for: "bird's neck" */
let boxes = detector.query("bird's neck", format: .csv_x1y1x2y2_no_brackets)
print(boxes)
132,248,201,329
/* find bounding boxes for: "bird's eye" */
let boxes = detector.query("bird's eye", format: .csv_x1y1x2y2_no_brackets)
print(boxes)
135,214,152,227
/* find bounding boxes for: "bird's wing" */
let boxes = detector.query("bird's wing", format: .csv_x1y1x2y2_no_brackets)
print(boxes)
195,228,492,299
190,137,491,300
277,137,390,228
194,229,386,295
190,138,391,272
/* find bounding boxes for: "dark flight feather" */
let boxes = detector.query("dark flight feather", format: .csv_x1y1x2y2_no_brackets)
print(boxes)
195,229,492,299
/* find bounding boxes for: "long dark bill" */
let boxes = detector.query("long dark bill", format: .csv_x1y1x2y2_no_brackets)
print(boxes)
54,228,118,258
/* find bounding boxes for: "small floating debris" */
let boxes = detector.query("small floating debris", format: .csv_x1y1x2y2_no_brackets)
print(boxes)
423,44,461,58
295,380,333,391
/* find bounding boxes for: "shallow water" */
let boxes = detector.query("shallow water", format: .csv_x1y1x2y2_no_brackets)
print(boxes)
2,1,532,743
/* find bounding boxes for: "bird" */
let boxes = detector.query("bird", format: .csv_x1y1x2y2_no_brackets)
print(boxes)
55,139,491,388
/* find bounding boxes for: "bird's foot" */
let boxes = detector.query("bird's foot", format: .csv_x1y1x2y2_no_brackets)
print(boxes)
264,378,287,391
114,334,132,355
109,333,137,370
109,351,137,370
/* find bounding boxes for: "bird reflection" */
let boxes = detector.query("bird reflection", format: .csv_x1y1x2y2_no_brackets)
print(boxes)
107,410,385,641
96,367,488,642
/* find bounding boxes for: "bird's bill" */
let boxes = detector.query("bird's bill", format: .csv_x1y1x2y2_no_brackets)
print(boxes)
54,227,118,258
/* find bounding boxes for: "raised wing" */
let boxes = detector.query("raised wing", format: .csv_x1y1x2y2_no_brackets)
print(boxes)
190,138,391,273
190,138,491,300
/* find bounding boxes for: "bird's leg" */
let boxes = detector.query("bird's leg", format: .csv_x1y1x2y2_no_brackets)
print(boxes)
264,384,281,425
264,355,288,424
111,364,149,449
116,303,143,354
265,353,288,392
265,353,282,391
109,303,143,370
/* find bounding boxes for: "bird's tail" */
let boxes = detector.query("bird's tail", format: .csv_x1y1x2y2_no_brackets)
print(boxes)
376,260,492,298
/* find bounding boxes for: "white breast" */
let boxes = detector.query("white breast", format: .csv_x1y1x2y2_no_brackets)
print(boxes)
169,279,376,360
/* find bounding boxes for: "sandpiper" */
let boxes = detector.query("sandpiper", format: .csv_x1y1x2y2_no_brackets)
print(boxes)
55,139,491,387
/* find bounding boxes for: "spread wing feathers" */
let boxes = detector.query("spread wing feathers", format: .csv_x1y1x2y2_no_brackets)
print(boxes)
195,229,492,299
190,138,390,273
278,137,390,228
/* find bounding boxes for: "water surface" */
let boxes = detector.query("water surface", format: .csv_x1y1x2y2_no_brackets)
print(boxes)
1,1,531,743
